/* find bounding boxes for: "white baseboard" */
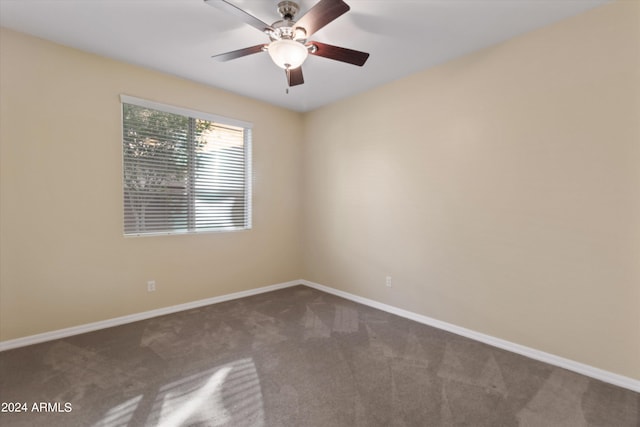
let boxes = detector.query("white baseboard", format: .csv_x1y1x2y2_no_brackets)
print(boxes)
300,280,640,393
2,278,638,393
0,280,301,352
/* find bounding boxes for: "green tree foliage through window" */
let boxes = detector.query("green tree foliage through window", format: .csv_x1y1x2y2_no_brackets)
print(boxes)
122,100,251,235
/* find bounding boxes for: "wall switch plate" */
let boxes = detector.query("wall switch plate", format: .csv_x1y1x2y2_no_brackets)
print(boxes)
386,276,392,287
147,280,156,292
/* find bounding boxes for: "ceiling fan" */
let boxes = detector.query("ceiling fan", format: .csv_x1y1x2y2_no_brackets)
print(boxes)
204,0,370,87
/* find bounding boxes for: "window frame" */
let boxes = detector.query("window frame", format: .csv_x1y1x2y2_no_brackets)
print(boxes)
120,95,253,237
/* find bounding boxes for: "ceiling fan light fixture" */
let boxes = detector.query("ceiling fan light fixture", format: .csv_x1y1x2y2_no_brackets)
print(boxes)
267,39,308,69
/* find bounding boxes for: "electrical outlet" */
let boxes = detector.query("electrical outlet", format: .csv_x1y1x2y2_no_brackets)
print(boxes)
385,276,392,288
147,280,156,292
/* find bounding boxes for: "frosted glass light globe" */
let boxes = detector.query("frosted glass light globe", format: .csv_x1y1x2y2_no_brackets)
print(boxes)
267,39,308,69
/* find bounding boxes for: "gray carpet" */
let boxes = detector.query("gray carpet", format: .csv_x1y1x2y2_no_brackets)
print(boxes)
0,285,638,426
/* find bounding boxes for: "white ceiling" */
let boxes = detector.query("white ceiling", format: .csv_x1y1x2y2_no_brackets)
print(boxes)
0,0,609,112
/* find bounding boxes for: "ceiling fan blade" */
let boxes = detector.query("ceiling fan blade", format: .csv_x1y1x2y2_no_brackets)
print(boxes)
308,42,369,66
204,0,273,33
212,44,267,61
286,67,304,87
295,0,350,38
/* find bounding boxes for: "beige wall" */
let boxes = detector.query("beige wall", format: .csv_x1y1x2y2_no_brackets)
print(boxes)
1,0,638,381
0,28,303,340
302,0,640,380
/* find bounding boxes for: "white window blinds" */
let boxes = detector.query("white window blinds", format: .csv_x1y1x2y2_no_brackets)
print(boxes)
121,96,252,236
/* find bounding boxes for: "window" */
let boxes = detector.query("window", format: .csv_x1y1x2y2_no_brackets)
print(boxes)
121,96,252,236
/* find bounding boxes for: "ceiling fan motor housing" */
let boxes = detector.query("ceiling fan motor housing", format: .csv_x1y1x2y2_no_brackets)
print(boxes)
270,1,306,41
277,1,300,20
